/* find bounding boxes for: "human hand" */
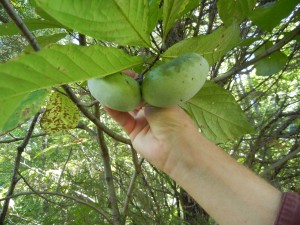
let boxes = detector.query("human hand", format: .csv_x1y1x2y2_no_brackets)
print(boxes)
105,106,199,172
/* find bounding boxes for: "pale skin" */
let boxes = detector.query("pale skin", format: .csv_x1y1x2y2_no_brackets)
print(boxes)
105,106,282,225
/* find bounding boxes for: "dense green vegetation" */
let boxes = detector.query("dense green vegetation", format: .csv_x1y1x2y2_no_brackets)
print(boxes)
0,0,299,224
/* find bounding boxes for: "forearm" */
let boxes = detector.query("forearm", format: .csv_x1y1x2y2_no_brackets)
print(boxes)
165,131,282,225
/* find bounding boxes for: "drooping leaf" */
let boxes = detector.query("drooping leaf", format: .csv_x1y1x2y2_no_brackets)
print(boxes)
40,91,80,133
250,0,299,32
254,41,288,76
163,22,240,65
0,44,143,132
1,89,48,134
34,0,151,47
183,81,254,143
217,0,256,25
0,19,64,36
255,52,288,76
163,0,198,39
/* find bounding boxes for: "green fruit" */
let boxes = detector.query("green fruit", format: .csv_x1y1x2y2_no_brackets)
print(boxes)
142,53,209,107
88,73,141,112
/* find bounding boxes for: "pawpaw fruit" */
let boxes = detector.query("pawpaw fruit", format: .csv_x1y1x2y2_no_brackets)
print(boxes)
142,53,209,107
88,73,141,112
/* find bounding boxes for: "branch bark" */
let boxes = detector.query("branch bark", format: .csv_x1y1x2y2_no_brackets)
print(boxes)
94,104,121,225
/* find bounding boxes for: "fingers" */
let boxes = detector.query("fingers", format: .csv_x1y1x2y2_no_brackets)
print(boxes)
122,70,138,79
104,106,136,136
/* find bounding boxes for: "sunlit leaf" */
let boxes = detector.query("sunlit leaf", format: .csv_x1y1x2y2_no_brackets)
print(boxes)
163,22,240,65
0,44,143,132
34,0,151,47
183,81,254,143
0,19,64,36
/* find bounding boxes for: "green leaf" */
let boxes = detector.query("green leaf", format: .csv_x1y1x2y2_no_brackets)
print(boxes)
217,0,256,25
0,19,64,36
1,89,48,134
163,22,240,65
149,0,162,33
40,91,80,133
254,41,288,76
183,81,254,143
162,0,193,39
250,0,299,32
34,0,151,47
255,52,288,76
23,33,67,53
0,44,143,132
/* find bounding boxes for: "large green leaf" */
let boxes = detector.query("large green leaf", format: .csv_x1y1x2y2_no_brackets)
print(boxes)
0,44,143,132
0,19,64,36
34,0,150,47
163,22,240,65
217,0,256,25
183,81,254,143
163,0,199,39
250,0,299,32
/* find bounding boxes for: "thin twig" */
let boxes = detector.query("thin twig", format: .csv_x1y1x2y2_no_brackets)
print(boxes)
0,191,112,224
56,148,73,192
213,25,300,83
18,171,70,207
121,157,144,225
0,133,46,144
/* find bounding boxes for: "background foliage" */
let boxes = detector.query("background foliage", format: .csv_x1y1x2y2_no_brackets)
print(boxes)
0,0,299,224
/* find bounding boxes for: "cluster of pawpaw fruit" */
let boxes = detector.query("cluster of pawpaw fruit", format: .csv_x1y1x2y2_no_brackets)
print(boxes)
88,52,209,112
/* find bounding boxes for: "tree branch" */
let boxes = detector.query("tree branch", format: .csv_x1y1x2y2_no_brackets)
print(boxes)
0,112,41,224
213,25,300,83
121,157,144,225
0,0,40,51
261,147,300,176
94,104,121,225
0,132,46,144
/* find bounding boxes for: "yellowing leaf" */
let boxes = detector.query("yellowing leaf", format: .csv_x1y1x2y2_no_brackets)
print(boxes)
40,92,80,133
